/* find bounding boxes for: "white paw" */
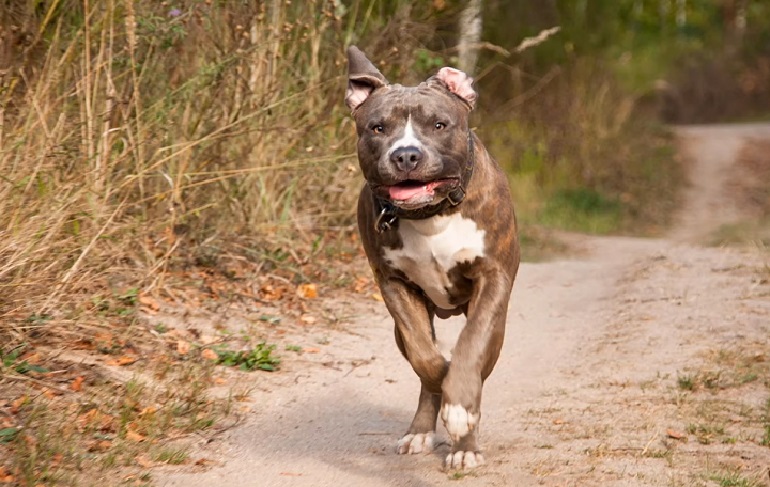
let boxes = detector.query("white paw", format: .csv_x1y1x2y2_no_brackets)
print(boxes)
445,450,484,470
396,432,435,454
440,404,479,442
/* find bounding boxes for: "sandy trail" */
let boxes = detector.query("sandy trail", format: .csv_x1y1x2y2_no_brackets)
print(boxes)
157,124,770,486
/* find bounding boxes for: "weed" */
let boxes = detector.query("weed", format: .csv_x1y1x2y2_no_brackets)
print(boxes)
285,345,303,352
1,344,48,375
215,343,280,372
540,188,622,234
677,374,697,391
153,447,189,465
761,398,770,447
0,427,19,443
708,471,763,487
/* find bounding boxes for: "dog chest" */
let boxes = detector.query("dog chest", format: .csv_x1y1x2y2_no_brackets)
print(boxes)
382,213,485,310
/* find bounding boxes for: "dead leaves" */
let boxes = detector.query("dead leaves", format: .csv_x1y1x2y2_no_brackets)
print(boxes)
125,429,145,443
0,466,15,484
70,376,85,392
138,294,160,314
177,340,191,356
105,355,138,366
201,348,218,361
666,428,687,441
296,283,318,299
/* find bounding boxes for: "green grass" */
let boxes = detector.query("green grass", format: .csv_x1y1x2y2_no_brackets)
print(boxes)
709,220,770,247
677,374,697,391
761,398,770,447
540,188,622,234
153,447,189,465
214,343,280,372
708,471,763,487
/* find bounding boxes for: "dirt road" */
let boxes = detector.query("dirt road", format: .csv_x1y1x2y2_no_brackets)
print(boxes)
158,124,770,486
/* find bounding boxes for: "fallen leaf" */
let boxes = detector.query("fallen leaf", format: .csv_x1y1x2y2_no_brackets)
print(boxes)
303,347,321,354
666,428,686,440
201,349,218,361
214,377,228,385
88,439,112,452
125,429,145,442
552,419,565,425
135,454,154,468
139,306,158,315
138,295,160,311
296,283,318,299
11,395,28,413
71,376,84,392
372,293,384,302
42,388,60,398
299,314,316,325
139,406,157,416
177,340,190,356
50,453,63,467
106,355,137,366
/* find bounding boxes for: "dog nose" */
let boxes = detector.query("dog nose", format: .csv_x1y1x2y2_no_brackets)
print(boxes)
390,146,423,172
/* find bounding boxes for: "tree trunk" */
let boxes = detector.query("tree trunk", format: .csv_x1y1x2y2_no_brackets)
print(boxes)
458,0,483,75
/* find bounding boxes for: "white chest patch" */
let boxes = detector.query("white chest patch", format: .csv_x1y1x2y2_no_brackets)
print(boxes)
383,214,485,310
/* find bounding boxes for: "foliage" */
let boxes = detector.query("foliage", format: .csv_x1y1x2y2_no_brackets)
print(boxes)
214,343,281,372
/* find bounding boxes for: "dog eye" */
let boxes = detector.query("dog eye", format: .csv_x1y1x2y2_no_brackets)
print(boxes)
372,124,384,134
434,122,446,130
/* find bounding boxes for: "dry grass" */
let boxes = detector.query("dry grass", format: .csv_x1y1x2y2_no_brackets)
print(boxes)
0,0,366,343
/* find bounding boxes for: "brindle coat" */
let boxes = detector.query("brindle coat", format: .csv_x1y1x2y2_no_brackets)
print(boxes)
345,46,520,470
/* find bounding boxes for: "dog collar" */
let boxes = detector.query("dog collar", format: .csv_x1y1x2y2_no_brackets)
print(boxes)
373,130,475,233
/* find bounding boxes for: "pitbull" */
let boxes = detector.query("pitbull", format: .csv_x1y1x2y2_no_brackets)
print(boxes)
345,46,520,470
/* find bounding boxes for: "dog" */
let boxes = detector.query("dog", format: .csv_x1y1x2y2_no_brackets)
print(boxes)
345,46,520,470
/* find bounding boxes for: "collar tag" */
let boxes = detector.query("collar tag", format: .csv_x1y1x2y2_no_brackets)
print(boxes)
375,205,398,233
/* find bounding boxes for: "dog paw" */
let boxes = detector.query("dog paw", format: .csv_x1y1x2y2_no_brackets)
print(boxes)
396,432,435,454
444,450,484,470
440,404,479,442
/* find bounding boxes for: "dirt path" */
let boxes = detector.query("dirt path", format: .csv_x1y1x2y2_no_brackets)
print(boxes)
157,124,770,486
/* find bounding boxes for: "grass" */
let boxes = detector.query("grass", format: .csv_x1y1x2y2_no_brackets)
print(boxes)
540,188,622,234
153,447,189,465
214,344,281,372
484,71,681,238
761,398,770,447
708,471,764,487
1,358,228,485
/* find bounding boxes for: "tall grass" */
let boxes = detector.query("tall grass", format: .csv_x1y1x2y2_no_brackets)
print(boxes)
0,0,376,340
480,59,680,236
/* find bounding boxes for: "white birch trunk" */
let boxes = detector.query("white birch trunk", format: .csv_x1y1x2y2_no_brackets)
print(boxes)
458,0,483,75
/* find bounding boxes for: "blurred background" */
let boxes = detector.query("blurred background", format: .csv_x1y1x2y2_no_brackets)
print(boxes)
1,0,769,327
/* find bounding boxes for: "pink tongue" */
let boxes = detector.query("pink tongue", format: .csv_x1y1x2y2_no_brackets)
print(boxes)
389,184,431,201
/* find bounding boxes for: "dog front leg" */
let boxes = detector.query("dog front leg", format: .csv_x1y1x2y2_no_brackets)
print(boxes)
380,278,449,393
380,278,449,455
440,267,513,469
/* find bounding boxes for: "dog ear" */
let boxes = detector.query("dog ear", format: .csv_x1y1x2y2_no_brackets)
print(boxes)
346,46,388,112
432,67,477,109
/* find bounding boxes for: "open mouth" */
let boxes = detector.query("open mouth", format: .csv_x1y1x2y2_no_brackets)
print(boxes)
382,178,458,206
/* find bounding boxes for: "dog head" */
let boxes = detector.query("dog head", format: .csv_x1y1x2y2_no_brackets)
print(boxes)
345,46,477,210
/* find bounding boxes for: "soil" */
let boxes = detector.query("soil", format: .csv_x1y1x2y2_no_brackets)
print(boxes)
156,124,770,487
